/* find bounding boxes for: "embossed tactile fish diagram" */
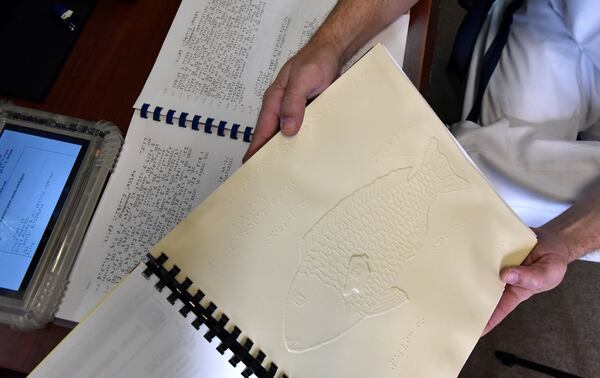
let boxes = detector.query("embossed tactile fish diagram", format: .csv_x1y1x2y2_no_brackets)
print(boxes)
284,138,469,353
153,44,537,377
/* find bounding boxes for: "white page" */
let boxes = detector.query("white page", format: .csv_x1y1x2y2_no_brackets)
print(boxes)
33,265,245,378
57,114,246,322
474,157,570,227
135,0,409,129
473,159,600,262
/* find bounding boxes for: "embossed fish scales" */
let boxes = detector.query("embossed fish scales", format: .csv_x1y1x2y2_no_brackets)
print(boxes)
284,139,468,352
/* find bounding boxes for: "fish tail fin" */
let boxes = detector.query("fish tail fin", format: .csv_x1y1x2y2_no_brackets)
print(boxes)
422,138,469,193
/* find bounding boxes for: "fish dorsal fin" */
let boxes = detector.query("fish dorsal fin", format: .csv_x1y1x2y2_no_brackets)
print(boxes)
318,166,413,229
373,153,419,177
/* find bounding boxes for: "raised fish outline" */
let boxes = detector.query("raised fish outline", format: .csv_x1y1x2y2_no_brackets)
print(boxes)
283,138,469,352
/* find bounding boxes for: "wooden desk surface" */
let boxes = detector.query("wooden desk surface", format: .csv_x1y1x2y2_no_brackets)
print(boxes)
0,0,437,373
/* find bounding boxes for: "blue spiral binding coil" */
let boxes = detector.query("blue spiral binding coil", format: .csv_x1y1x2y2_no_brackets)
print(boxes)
139,103,253,143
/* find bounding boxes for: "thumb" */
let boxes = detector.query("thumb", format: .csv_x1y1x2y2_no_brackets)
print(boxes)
279,64,325,136
500,264,549,293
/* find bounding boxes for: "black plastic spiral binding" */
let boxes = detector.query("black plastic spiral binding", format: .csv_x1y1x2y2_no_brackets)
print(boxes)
139,103,254,143
143,253,287,378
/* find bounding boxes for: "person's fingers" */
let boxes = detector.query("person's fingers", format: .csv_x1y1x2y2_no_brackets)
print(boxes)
500,258,565,293
483,227,571,336
243,82,287,162
482,284,532,336
279,63,325,136
244,55,337,161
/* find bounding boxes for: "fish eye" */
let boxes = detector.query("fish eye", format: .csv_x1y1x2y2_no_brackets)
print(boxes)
294,293,306,306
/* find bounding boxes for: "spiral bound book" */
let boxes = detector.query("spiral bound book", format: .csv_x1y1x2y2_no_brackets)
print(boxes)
33,45,537,377
56,0,410,324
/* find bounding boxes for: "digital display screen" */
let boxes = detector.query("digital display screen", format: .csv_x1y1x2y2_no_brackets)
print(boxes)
0,123,88,297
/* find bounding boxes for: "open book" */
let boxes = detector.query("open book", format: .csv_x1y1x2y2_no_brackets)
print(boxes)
56,0,410,323
33,45,537,377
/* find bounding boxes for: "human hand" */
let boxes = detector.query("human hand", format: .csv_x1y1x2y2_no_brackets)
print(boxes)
243,40,342,162
482,227,571,335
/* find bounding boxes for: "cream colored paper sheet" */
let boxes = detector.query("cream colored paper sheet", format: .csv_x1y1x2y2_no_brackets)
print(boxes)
152,45,537,377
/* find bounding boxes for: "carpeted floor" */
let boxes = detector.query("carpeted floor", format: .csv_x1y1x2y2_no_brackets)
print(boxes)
425,1,600,376
461,261,600,377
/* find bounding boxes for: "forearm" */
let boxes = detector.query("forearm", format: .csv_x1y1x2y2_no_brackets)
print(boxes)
542,184,600,261
311,0,418,62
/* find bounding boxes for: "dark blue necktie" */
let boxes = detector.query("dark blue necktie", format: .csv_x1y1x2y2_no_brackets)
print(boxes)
448,0,496,80
449,0,525,122
467,0,525,122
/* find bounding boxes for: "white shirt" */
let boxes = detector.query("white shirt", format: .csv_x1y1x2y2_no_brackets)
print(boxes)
452,0,600,261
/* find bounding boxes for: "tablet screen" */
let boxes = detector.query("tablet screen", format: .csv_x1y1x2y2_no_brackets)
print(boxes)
0,123,89,297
